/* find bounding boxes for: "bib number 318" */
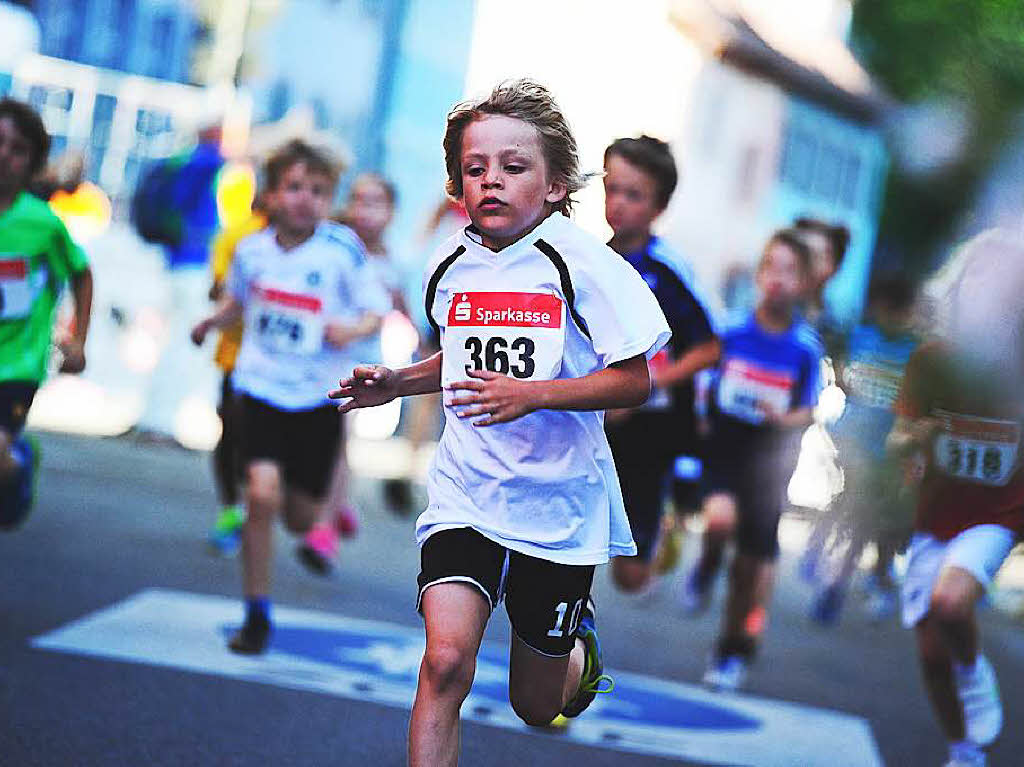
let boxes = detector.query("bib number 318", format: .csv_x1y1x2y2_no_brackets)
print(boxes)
464,335,535,379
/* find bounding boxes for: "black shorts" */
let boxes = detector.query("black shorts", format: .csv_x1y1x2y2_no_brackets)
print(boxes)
607,412,690,560
417,527,595,657
240,395,341,499
701,438,792,560
0,382,38,436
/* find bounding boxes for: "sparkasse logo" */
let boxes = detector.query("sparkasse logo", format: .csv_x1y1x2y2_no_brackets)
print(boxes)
454,294,471,322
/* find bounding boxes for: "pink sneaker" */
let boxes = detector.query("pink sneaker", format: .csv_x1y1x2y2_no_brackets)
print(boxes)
334,506,359,539
297,523,338,576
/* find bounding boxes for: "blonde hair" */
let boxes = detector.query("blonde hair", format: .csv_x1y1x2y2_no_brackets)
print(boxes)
442,79,586,215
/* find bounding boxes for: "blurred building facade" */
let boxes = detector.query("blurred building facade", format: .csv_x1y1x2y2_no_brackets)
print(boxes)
465,0,887,326
31,0,198,84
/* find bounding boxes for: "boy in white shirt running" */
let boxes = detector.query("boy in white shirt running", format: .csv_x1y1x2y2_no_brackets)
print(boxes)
330,80,670,767
192,140,387,654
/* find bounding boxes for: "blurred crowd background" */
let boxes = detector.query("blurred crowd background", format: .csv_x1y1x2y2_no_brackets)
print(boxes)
2,0,1023,512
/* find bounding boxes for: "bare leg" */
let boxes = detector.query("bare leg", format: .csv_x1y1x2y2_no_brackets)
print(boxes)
282,489,325,537
507,632,583,726
409,583,490,767
694,493,737,584
0,429,16,482
720,554,768,644
916,615,966,740
930,566,984,666
242,461,283,597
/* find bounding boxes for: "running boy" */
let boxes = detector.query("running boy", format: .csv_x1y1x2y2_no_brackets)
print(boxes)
602,135,719,593
205,191,270,555
890,230,1024,767
808,274,919,624
191,139,387,654
329,80,670,766
0,98,93,527
684,229,822,691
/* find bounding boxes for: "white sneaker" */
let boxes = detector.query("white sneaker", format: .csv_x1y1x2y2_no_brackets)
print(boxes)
943,739,986,766
955,655,1002,746
702,655,747,692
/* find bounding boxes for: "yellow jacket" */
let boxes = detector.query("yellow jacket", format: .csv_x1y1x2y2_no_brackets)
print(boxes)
211,212,268,372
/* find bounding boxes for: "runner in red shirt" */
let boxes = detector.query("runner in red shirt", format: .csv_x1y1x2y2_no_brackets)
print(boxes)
890,229,1024,767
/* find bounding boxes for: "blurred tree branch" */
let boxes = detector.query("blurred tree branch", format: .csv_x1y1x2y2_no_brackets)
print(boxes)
852,0,1024,271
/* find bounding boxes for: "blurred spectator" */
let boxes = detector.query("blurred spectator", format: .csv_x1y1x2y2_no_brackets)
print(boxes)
135,125,226,437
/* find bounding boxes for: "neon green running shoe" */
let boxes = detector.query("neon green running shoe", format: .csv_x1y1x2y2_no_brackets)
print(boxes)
560,602,615,718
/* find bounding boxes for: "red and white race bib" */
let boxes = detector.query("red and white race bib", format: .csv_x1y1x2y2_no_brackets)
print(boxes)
0,258,33,320
441,291,565,387
933,410,1020,487
717,358,794,424
249,284,325,355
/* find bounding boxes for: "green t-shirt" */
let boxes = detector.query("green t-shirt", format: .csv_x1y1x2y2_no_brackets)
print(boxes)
0,191,89,383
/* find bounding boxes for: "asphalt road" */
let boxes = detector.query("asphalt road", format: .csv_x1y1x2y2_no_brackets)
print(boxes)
3,431,1023,766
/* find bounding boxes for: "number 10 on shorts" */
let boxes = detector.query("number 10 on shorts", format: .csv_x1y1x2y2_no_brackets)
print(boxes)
548,598,584,638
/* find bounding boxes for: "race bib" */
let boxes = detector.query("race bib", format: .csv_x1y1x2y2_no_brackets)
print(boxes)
0,258,34,320
717,358,794,424
250,285,325,355
643,348,672,411
844,361,903,410
441,291,564,387
933,410,1020,487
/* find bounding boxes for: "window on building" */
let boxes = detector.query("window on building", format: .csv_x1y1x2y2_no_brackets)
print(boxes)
148,14,176,79
813,142,843,203
780,126,817,192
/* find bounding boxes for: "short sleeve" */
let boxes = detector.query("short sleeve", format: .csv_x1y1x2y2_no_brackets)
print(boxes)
665,277,716,351
50,218,88,281
226,250,248,303
575,251,671,368
797,345,823,408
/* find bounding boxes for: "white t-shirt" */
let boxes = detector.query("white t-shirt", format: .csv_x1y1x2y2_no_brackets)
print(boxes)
418,212,671,565
228,222,390,411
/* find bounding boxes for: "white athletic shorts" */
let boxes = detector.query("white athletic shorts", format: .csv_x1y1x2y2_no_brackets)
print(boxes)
901,524,1016,628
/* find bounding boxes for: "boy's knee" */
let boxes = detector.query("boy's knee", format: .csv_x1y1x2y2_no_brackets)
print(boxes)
612,559,650,593
930,567,981,626
703,495,737,537
930,584,974,626
246,467,281,518
421,641,476,699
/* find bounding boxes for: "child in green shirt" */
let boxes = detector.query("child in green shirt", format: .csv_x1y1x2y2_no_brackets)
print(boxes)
0,98,93,529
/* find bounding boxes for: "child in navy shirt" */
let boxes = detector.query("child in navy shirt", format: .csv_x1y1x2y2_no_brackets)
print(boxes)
685,228,822,691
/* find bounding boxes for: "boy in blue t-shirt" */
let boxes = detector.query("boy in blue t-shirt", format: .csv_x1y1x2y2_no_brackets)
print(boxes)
602,136,720,593
685,228,822,691
808,275,919,624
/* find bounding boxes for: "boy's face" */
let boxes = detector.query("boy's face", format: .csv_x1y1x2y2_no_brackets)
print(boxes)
459,114,566,248
347,177,393,240
757,240,806,311
271,161,332,235
603,153,662,240
0,116,34,195
801,229,839,294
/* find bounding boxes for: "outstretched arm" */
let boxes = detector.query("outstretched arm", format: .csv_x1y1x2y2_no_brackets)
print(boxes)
191,297,244,346
328,352,442,413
